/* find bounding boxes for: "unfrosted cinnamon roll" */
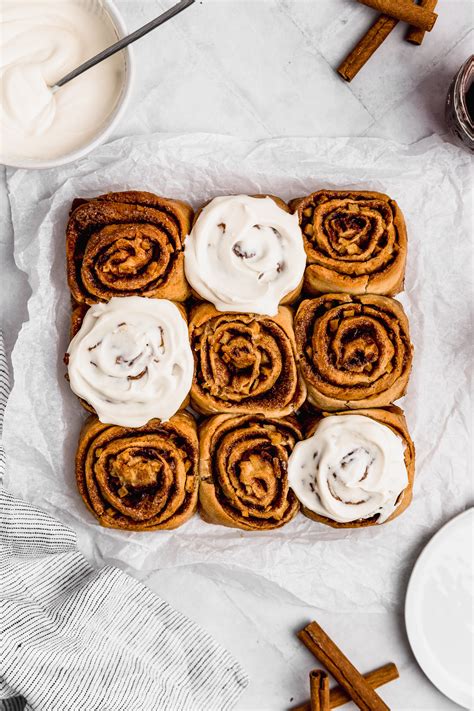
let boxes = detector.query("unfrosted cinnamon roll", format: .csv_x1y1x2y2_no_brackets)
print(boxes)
288,407,415,527
199,414,301,530
66,296,194,427
66,191,192,304
76,412,199,530
189,303,306,417
289,190,407,296
294,294,412,410
184,195,306,315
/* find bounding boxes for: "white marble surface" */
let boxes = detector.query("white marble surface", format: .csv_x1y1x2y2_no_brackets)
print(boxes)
0,1,472,709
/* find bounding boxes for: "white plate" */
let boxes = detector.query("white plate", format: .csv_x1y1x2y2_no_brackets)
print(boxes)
405,508,474,709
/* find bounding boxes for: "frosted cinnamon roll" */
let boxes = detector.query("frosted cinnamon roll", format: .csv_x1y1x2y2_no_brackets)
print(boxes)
76,412,198,530
189,303,306,417
288,407,415,527
184,195,306,315
295,294,412,410
289,190,407,296
199,414,301,530
66,191,193,304
66,296,194,427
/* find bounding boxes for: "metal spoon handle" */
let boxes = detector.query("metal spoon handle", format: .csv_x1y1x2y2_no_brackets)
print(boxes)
53,0,195,90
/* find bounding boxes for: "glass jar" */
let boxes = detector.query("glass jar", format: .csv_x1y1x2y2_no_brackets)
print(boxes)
446,55,474,152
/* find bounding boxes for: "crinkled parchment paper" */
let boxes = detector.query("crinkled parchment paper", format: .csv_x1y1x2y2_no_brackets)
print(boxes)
3,133,472,613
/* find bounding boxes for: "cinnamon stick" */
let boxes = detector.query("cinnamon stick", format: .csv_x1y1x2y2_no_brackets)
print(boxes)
291,662,399,711
297,621,390,711
310,670,330,711
337,14,397,82
405,0,439,44
357,0,437,31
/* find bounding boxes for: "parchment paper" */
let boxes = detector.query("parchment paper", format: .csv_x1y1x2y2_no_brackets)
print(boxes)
3,133,472,613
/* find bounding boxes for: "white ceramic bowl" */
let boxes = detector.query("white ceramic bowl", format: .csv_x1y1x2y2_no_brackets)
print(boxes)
2,0,134,170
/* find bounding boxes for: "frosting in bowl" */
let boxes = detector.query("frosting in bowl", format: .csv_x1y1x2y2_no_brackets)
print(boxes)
288,414,407,523
0,0,125,162
66,297,194,427
184,195,306,316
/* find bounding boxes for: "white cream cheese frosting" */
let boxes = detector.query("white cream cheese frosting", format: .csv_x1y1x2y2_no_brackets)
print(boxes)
184,195,306,316
0,0,124,162
67,297,194,427
288,415,408,524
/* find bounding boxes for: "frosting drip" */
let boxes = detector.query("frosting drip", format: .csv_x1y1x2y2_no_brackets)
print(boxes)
184,195,306,315
288,414,407,523
67,297,193,427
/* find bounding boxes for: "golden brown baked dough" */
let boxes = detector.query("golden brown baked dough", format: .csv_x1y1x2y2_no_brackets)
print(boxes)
75,411,198,530
199,414,301,530
295,294,413,410
289,189,407,295
189,303,306,416
70,300,88,339
299,406,415,528
66,191,193,304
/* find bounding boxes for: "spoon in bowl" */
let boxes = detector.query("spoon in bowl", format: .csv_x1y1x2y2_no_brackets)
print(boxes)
51,0,195,93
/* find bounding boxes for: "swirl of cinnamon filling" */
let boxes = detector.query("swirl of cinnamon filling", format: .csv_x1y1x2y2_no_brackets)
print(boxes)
294,294,412,410
66,191,193,304
76,412,198,530
289,190,407,296
199,414,301,530
189,303,306,417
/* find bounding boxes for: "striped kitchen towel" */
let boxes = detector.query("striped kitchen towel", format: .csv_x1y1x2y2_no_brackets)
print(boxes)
0,332,248,711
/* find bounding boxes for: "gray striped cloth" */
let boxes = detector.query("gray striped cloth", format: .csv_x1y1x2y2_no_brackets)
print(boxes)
0,333,248,711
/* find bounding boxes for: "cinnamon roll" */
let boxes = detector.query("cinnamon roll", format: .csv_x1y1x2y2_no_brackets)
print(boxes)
66,191,192,304
189,303,306,417
289,190,407,295
199,414,301,530
295,294,412,410
184,195,306,315
66,296,194,427
288,407,415,527
76,411,199,530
